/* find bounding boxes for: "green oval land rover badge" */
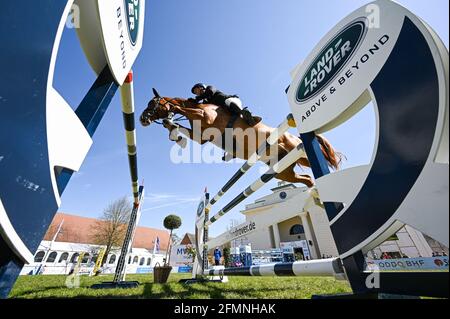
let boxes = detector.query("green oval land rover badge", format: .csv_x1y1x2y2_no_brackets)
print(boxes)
197,201,205,217
296,20,366,103
124,0,140,46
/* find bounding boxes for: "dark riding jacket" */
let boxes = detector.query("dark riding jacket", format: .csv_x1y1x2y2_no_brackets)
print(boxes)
195,86,236,106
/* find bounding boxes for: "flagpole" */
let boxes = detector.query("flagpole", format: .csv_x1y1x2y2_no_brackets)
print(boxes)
38,219,64,274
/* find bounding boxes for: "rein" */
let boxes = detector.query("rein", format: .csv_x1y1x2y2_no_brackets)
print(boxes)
146,97,189,125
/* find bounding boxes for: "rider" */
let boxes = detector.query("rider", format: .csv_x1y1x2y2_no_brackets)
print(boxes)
190,83,257,126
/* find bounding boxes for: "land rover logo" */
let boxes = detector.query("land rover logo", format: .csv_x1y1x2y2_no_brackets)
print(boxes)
124,0,140,46
296,19,367,102
197,201,204,217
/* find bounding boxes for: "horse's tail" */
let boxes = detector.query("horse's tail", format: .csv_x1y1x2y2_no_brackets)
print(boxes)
315,134,345,171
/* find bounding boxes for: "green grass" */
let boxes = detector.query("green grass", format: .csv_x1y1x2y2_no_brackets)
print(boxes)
9,273,352,299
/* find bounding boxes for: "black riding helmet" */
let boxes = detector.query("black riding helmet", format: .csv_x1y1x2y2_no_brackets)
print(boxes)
191,83,206,94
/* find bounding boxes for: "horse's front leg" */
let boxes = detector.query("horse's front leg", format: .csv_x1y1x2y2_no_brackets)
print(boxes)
164,121,208,145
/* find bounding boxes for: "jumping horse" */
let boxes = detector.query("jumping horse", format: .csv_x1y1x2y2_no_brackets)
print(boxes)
140,89,343,187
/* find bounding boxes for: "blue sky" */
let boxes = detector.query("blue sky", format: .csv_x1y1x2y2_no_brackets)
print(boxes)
56,0,449,238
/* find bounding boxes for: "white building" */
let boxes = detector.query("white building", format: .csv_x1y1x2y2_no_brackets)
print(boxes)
21,213,170,276
224,182,448,261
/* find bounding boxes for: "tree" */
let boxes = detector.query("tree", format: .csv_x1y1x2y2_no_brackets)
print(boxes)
184,244,196,264
223,247,231,267
90,197,132,266
163,215,182,266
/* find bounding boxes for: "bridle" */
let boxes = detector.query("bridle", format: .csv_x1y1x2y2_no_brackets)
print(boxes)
142,96,188,126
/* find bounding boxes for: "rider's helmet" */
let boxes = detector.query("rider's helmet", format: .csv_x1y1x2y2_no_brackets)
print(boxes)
191,83,206,94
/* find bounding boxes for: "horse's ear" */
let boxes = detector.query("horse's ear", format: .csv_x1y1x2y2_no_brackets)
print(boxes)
152,88,161,98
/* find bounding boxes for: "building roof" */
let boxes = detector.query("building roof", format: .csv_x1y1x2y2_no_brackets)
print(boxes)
180,233,195,245
43,213,170,251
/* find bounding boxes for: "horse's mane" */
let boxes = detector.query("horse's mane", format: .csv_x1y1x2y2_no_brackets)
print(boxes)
168,97,208,109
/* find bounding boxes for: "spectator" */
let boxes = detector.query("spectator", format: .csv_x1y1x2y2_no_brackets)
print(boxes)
214,247,222,266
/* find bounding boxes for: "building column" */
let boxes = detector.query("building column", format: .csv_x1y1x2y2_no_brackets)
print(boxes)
300,212,318,259
307,204,339,258
405,225,433,257
271,223,281,249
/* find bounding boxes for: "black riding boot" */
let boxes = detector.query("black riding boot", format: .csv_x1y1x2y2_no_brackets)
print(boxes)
228,102,256,126
241,108,256,126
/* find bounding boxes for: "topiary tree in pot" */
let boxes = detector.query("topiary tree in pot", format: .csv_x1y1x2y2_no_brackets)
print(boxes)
164,214,182,266
154,214,182,283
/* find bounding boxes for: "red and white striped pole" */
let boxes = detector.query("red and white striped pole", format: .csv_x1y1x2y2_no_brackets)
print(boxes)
120,71,139,205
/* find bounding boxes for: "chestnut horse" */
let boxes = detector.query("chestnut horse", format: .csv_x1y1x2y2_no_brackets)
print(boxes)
140,89,343,187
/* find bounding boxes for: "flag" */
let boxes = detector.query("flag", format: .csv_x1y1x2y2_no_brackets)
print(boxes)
153,236,160,254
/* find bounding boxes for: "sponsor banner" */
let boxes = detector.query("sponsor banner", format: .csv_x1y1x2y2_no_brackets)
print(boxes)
227,221,257,241
252,258,272,265
239,245,252,254
136,267,153,274
280,241,311,260
177,266,192,273
298,240,311,260
366,257,449,271
170,245,194,267
78,266,94,275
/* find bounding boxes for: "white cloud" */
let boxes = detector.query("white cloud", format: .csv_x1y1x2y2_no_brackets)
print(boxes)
141,192,200,211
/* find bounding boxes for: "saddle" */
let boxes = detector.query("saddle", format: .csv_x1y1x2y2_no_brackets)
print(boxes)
220,114,262,162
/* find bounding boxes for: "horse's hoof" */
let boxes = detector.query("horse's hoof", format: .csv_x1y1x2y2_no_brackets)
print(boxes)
222,153,234,162
176,137,187,149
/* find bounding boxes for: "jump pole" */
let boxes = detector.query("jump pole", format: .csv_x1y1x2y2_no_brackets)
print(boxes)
206,142,306,226
120,71,140,204
206,114,297,211
192,187,346,281
204,258,344,278
91,71,145,289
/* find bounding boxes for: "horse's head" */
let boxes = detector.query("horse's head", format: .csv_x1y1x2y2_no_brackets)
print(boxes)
140,88,174,127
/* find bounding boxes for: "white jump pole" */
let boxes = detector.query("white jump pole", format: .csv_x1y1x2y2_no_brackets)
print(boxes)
207,142,306,226
206,113,297,212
